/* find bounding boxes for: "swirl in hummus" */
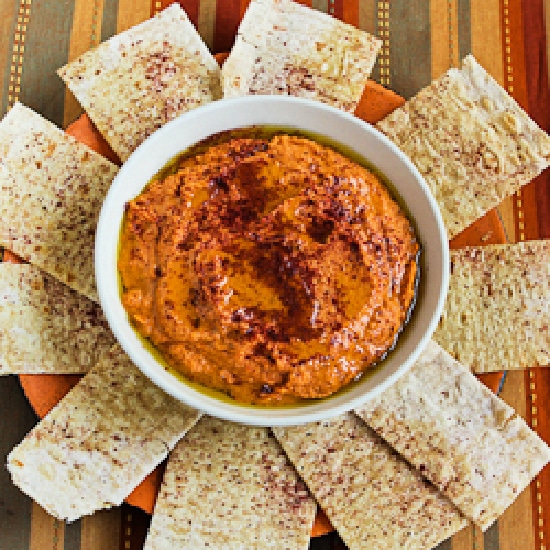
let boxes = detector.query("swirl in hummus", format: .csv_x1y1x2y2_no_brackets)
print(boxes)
118,131,419,405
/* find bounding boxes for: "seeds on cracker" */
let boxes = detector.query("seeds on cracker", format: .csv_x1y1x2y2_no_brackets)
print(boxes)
145,416,316,549
7,344,200,522
273,413,468,550
0,103,118,302
434,240,550,372
222,0,381,112
0,263,115,374
355,340,550,531
377,55,550,239
58,4,222,163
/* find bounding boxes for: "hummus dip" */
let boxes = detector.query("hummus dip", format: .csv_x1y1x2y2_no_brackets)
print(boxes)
118,131,419,405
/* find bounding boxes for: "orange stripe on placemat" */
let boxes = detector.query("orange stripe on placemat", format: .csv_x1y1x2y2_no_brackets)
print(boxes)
63,0,106,128
331,0,359,25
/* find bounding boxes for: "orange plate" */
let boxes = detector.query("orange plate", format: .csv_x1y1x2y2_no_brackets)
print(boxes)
15,63,505,537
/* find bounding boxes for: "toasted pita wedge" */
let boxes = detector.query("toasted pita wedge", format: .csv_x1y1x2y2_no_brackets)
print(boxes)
434,240,550,372
222,0,381,112
377,55,550,239
355,340,550,531
7,344,200,522
0,103,118,302
273,413,468,550
58,4,221,162
0,263,115,374
145,416,315,549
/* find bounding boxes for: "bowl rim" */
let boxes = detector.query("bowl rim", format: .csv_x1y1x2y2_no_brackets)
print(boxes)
95,95,449,426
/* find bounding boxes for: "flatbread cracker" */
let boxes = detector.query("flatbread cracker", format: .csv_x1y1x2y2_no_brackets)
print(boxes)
434,240,550,372
7,344,200,522
58,4,221,162
0,103,118,302
0,263,115,374
145,416,315,549
222,0,381,112
273,413,468,550
377,55,550,239
355,340,550,531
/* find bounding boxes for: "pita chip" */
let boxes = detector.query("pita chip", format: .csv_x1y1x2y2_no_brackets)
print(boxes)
0,103,118,302
377,55,550,239
58,4,221,162
222,0,381,112
7,344,200,522
0,263,115,374
273,413,468,550
144,416,315,549
434,240,550,372
355,340,550,531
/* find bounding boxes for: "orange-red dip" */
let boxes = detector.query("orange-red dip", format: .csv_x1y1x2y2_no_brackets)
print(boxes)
118,132,419,404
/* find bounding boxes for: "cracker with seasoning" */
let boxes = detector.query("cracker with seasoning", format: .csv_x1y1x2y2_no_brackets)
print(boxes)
58,4,222,163
0,263,115,374
145,416,316,550
7,344,201,522
355,340,550,531
0,103,118,302
222,0,381,112
377,55,550,239
273,412,468,550
434,240,550,372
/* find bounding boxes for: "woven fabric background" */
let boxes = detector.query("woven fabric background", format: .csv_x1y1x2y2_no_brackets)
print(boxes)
0,1,549,549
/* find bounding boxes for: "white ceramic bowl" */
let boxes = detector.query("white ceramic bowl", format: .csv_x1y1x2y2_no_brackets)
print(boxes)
95,95,449,426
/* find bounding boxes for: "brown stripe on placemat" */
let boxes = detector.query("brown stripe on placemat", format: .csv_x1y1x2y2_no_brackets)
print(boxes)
358,0,376,35
499,369,537,550
389,0,432,98
119,504,150,550
0,376,36,550
81,510,121,550
29,502,64,550
0,0,19,116
450,524,485,550
19,0,75,127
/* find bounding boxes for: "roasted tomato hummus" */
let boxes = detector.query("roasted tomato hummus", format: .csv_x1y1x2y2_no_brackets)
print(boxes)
118,131,419,404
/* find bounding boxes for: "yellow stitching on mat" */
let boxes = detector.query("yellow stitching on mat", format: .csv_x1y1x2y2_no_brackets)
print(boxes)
377,1,389,87
7,0,31,107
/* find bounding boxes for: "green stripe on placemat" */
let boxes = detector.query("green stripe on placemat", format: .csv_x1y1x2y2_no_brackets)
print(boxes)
63,519,82,550
390,0,432,99
18,0,76,127
101,0,120,42
457,0,472,61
